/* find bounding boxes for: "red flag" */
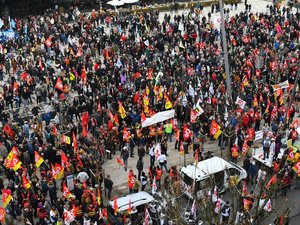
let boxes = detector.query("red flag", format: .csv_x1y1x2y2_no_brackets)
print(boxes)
292,161,300,177
113,114,119,126
22,174,31,189
147,68,153,80
141,112,146,123
210,120,222,139
113,196,119,215
81,67,87,83
183,124,193,141
81,112,89,128
45,36,52,47
266,174,277,189
63,182,72,199
0,207,5,222
55,77,64,91
128,199,132,214
3,124,14,138
291,118,299,129
190,109,198,124
77,154,83,167
38,57,44,70
116,157,124,166
123,127,130,141
72,132,77,152
61,151,69,167
2,189,12,208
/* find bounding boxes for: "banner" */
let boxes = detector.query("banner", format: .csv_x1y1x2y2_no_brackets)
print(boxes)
272,80,289,91
235,97,246,109
142,110,175,128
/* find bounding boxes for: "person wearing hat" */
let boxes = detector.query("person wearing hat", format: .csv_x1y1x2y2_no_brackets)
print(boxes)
120,146,129,171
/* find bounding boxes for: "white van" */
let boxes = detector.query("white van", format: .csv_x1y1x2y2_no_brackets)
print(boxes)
107,191,155,224
180,157,247,199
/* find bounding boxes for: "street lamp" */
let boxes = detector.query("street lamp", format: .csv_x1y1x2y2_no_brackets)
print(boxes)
218,0,232,100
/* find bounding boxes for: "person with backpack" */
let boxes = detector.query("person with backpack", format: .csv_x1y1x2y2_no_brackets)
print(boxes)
263,137,271,160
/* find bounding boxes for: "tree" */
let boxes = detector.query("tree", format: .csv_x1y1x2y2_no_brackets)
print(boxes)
157,168,291,225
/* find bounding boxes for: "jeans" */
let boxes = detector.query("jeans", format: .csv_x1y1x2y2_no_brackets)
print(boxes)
159,162,168,172
166,133,172,142
150,155,155,167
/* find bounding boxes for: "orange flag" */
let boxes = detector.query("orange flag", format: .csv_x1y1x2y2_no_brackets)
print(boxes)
34,151,44,168
96,188,101,206
179,142,184,155
2,189,12,208
13,81,19,92
22,174,31,189
52,124,57,135
242,180,247,196
113,196,119,215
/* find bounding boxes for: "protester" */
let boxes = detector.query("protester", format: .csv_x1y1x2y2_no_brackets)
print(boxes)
0,0,299,224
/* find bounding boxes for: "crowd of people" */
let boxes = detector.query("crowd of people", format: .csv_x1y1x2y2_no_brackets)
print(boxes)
0,0,299,224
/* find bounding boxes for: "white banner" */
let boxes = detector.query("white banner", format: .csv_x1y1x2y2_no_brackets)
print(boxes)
272,80,289,91
142,110,175,128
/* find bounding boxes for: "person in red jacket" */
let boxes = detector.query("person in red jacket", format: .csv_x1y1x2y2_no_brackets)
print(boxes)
281,172,292,197
37,205,48,223
289,127,298,144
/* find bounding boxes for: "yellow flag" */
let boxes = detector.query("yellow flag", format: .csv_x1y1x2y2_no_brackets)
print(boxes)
165,101,172,109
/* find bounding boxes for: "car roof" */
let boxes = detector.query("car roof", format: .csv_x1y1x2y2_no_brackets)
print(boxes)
180,157,236,181
108,191,154,212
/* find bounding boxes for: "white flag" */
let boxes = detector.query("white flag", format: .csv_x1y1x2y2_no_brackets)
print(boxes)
144,39,149,46
116,58,123,68
212,186,218,203
152,177,157,194
191,200,197,219
143,208,152,225
272,80,289,91
214,198,221,214
195,98,204,116
209,82,214,95
264,199,272,212
235,97,246,109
